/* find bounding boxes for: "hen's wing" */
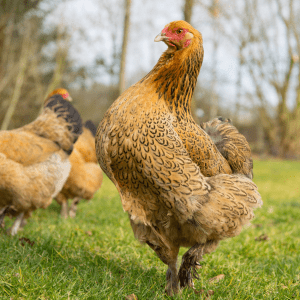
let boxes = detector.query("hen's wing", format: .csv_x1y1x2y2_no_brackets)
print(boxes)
173,120,232,176
0,149,70,216
201,117,253,178
0,131,60,166
97,107,262,239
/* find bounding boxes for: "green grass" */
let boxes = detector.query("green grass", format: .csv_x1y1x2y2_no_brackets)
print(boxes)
1,160,300,299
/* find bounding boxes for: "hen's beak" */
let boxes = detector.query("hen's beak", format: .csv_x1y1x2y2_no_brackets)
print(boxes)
154,32,168,42
66,95,73,102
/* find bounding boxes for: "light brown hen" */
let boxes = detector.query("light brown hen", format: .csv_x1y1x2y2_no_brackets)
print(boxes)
96,20,262,295
0,95,82,235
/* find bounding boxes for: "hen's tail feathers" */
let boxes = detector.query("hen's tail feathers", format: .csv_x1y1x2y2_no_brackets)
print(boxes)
201,117,253,179
193,174,262,239
84,120,97,137
45,95,83,142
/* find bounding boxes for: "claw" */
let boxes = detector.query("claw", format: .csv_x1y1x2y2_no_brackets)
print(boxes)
192,266,200,279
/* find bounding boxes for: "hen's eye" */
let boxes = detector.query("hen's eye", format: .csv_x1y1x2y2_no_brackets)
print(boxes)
177,29,183,34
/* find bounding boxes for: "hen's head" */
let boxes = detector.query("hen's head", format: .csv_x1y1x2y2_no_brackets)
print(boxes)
45,94,83,146
46,88,73,102
154,20,201,52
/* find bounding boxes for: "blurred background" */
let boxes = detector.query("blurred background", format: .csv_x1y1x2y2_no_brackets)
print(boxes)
0,0,299,159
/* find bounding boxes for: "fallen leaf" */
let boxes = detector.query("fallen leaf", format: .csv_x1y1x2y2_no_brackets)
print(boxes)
19,237,34,247
125,294,138,300
194,289,205,294
85,231,92,236
281,285,288,289
253,223,262,228
194,289,214,298
255,234,269,241
209,274,225,283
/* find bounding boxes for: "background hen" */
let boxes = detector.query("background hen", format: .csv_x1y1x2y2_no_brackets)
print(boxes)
96,20,262,295
0,95,82,235
46,89,103,218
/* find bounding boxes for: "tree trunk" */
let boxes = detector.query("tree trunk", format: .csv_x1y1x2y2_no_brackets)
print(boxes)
1,23,31,130
39,24,70,114
209,0,219,120
118,0,131,95
184,0,194,24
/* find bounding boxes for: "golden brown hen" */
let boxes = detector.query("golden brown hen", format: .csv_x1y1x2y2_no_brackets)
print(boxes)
96,20,262,295
44,89,103,218
0,95,82,235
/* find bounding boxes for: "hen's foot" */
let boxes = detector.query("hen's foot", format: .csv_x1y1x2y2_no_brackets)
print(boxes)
178,243,204,288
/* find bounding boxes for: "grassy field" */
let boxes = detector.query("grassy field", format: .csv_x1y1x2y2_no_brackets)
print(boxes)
1,160,300,299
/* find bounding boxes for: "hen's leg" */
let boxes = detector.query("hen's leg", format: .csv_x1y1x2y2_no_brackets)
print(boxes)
20,218,27,228
0,206,9,228
60,201,69,219
146,241,179,296
7,212,24,236
69,197,81,218
178,243,204,289
56,194,69,219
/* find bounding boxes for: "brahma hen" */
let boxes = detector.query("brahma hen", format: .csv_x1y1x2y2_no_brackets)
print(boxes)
95,20,262,295
45,89,103,218
0,95,82,235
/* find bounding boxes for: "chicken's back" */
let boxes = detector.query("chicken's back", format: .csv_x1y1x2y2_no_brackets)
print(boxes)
0,131,60,166
75,127,97,163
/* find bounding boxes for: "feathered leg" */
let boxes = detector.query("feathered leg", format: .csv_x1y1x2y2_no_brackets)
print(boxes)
146,241,180,296
69,197,81,218
178,240,219,289
7,212,24,236
178,243,204,289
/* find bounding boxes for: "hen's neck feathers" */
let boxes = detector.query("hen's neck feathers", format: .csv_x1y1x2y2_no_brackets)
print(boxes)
142,36,204,120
